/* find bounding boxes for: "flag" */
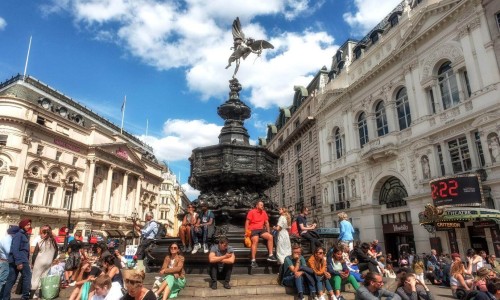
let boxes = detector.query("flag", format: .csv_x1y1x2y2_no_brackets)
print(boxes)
121,96,126,112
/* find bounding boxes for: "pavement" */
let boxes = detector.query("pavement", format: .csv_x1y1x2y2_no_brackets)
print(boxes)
9,274,456,300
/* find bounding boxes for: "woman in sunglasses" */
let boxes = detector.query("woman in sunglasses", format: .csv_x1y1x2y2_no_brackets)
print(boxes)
122,270,156,300
307,246,336,300
30,225,58,298
154,242,186,299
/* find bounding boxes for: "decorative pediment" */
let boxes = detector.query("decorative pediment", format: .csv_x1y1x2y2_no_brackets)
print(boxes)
95,143,146,168
471,113,500,128
397,0,462,51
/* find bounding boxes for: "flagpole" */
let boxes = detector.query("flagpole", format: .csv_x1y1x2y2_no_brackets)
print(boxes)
23,36,32,81
120,95,126,134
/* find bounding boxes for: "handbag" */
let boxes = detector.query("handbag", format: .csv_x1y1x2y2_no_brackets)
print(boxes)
40,275,60,300
244,230,251,248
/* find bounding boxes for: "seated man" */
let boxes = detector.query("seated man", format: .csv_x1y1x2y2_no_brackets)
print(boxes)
191,201,214,254
353,243,380,274
179,204,197,253
281,244,315,300
355,272,401,300
296,207,322,253
245,200,278,268
208,237,235,290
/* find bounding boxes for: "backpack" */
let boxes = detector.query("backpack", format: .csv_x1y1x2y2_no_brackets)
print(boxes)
290,220,299,236
154,221,167,239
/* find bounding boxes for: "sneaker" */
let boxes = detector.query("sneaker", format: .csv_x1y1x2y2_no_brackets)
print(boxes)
251,260,258,268
203,244,209,253
186,246,192,253
68,281,76,287
223,282,231,289
318,295,326,300
298,293,305,300
336,296,344,300
191,243,201,254
267,255,278,262
180,245,186,252
210,281,217,290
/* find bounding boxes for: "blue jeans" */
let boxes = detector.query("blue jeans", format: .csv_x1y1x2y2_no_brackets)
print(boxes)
191,226,208,244
282,273,315,295
314,274,333,293
0,261,9,296
3,262,32,300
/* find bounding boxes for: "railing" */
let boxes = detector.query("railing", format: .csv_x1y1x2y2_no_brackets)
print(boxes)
330,201,350,212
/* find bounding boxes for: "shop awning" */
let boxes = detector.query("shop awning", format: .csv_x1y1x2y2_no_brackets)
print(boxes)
419,205,500,225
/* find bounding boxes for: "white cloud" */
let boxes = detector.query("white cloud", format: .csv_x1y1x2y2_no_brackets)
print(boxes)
343,0,402,35
138,119,222,162
181,183,199,200
45,0,335,109
0,17,6,30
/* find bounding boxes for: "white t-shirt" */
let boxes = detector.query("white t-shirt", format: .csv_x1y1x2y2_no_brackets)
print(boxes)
91,282,123,300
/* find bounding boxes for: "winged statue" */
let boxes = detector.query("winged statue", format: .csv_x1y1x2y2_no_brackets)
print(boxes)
225,17,274,78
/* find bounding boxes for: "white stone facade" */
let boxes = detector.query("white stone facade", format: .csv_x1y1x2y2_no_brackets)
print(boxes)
0,75,165,243
317,0,500,256
158,171,190,237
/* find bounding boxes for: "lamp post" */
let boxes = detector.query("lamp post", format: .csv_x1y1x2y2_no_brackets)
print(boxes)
64,180,76,249
131,208,138,245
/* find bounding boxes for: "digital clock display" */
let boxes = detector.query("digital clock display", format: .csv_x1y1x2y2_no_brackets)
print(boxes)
429,175,482,207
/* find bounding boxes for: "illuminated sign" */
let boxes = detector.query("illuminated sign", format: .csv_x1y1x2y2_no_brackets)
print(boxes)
430,174,482,207
436,222,464,230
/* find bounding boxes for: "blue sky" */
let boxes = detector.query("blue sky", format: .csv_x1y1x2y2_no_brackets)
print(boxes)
0,0,402,199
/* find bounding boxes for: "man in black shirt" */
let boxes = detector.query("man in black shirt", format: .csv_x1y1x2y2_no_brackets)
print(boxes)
296,207,321,253
208,237,235,290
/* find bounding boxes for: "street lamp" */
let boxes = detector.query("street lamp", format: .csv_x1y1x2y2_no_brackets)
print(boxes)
64,179,76,249
131,208,138,245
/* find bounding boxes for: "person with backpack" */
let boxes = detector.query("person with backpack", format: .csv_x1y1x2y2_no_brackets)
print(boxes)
133,212,158,269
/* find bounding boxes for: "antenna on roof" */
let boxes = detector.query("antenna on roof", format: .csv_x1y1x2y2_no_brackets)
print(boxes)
23,36,32,81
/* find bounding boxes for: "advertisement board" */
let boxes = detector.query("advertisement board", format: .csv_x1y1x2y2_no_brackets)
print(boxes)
429,174,483,207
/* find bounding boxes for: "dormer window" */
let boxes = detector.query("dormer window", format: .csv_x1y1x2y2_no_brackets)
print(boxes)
336,51,342,63
388,12,401,28
371,33,379,44
354,45,364,59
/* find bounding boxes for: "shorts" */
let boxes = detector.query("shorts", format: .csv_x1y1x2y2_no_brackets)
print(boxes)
251,229,266,237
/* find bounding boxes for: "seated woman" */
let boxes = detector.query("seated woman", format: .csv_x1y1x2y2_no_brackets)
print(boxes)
395,272,434,300
122,269,156,300
90,274,123,300
179,204,197,253
450,253,473,299
69,260,102,300
474,267,491,292
383,262,396,279
154,242,186,299
327,247,360,300
308,247,336,300
103,255,123,287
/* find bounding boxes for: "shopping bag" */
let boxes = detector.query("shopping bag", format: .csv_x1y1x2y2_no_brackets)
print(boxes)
40,274,60,300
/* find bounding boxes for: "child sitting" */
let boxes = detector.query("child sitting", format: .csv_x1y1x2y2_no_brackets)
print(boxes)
348,258,364,282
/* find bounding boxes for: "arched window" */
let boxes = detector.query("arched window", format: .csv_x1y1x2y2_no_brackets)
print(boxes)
438,61,459,110
358,113,369,148
379,177,408,208
334,128,344,159
396,87,411,130
375,101,388,136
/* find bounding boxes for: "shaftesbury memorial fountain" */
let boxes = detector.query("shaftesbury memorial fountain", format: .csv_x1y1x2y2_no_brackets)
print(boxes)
146,18,281,274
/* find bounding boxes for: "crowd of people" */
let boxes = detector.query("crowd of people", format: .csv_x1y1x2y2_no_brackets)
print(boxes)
3,201,500,300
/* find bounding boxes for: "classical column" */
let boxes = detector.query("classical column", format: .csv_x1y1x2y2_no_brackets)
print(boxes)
466,131,480,169
135,176,142,213
367,113,377,142
105,165,115,213
479,131,493,165
85,159,96,210
120,171,129,216
344,110,353,152
439,141,451,175
385,101,397,133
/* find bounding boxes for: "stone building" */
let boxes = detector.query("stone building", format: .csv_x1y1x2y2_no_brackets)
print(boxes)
158,170,190,237
0,75,164,243
317,0,500,257
263,68,329,222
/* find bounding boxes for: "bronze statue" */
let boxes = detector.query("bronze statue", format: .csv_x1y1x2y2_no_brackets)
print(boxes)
225,17,274,78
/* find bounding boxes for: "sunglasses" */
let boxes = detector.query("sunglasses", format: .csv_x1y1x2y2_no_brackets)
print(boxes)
170,246,178,250
125,279,142,286
316,252,324,255
41,230,48,234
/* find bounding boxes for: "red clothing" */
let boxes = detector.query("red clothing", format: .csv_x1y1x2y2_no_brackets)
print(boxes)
246,208,269,230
